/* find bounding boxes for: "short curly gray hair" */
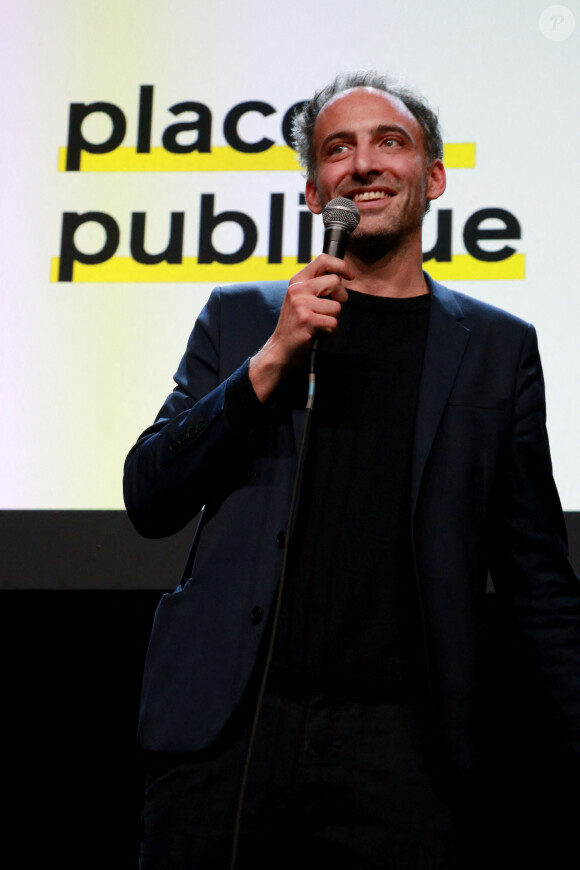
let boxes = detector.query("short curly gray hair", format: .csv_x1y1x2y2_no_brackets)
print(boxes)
291,70,443,181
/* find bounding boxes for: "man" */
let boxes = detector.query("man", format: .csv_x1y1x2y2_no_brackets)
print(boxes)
124,71,580,868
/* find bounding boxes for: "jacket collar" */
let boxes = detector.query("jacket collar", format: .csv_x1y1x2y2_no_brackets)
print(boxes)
290,275,471,515
411,275,471,514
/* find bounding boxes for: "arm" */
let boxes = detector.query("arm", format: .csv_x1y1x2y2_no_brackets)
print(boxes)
489,325,580,756
124,257,352,538
123,288,268,538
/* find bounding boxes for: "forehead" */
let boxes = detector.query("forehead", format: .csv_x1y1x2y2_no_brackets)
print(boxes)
313,87,423,151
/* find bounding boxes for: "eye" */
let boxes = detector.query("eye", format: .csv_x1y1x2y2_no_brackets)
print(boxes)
381,136,400,148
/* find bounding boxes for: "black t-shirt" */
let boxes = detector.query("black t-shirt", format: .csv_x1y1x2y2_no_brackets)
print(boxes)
273,289,430,694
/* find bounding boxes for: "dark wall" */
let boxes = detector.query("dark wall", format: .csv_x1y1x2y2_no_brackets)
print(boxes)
2,590,160,868
1,509,580,589
0,510,198,590
2,513,580,866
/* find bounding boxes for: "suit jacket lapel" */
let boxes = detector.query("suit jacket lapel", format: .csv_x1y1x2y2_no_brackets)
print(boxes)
411,279,471,515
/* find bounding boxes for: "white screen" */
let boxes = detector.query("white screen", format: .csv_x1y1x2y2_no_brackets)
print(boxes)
1,0,578,509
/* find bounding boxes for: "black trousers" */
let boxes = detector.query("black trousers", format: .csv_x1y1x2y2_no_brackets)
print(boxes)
138,673,477,870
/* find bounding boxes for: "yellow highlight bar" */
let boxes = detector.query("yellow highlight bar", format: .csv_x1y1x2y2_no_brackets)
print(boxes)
57,143,476,172
58,146,299,172
442,142,475,168
51,253,524,283
427,253,524,280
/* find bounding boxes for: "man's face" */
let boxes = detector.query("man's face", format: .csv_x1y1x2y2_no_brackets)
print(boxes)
305,88,445,250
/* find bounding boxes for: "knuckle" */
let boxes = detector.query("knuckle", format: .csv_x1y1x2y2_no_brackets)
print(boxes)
296,307,311,327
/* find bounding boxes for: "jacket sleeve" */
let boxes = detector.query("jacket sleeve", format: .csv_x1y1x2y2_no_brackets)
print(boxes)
123,287,269,538
489,324,580,757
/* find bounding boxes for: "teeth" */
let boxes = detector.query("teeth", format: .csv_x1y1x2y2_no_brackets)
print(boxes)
353,191,391,202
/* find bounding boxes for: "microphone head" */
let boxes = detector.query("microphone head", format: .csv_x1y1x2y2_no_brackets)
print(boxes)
322,197,360,233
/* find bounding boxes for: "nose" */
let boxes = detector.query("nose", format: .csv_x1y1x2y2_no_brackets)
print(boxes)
352,141,379,178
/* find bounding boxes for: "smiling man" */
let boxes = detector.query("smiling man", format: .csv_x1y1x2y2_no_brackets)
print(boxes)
248,84,446,403
306,88,443,259
125,71,580,869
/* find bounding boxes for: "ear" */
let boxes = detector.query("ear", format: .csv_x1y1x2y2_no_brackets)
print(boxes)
305,179,322,215
426,158,446,203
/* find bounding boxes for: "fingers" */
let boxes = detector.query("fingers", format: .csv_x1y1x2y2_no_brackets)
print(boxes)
274,254,351,358
286,274,345,309
248,255,353,402
299,253,355,281
288,290,343,336
288,254,354,303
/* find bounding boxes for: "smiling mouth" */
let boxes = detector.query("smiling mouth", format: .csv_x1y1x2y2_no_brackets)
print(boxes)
351,190,394,202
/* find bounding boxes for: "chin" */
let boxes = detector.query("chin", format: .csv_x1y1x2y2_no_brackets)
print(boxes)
348,228,402,258
354,210,423,246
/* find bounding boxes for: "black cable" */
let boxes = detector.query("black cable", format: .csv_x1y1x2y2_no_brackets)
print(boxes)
229,341,319,869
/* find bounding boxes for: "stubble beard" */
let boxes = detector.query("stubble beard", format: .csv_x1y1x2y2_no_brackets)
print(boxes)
347,226,403,262
347,201,426,263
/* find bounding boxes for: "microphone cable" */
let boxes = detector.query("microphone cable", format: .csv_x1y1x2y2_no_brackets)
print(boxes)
229,198,358,866
229,338,319,869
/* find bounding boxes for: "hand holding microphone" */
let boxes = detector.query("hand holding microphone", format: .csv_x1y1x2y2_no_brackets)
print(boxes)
249,198,359,402
283,195,360,343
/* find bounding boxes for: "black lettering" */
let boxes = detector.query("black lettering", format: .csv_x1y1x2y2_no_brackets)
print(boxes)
463,208,521,262
268,194,284,263
198,194,257,264
162,102,212,153
130,213,184,264
298,193,313,262
137,85,154,153
422,210,452,262
58,212,119,281
223,101,275,153
66,102,126,171
282,101,306,149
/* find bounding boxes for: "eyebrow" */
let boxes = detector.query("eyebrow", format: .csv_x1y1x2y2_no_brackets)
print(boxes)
320,123,414,154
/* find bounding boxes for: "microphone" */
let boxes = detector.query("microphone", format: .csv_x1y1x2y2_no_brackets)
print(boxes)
322,197,360,258
307,198,360,397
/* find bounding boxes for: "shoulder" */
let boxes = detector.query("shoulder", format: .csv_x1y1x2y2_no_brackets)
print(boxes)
427,275,533,336
209,281,288,313
195,280,287,336
193,281,287,361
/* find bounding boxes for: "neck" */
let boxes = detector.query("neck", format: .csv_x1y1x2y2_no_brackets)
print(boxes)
344,232,428,298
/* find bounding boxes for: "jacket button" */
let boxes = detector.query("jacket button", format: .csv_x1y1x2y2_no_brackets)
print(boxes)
276,530,286,548
186,421,205,439
250,606,263,626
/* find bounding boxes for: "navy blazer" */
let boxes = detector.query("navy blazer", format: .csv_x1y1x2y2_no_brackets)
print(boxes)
124,276,580,774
